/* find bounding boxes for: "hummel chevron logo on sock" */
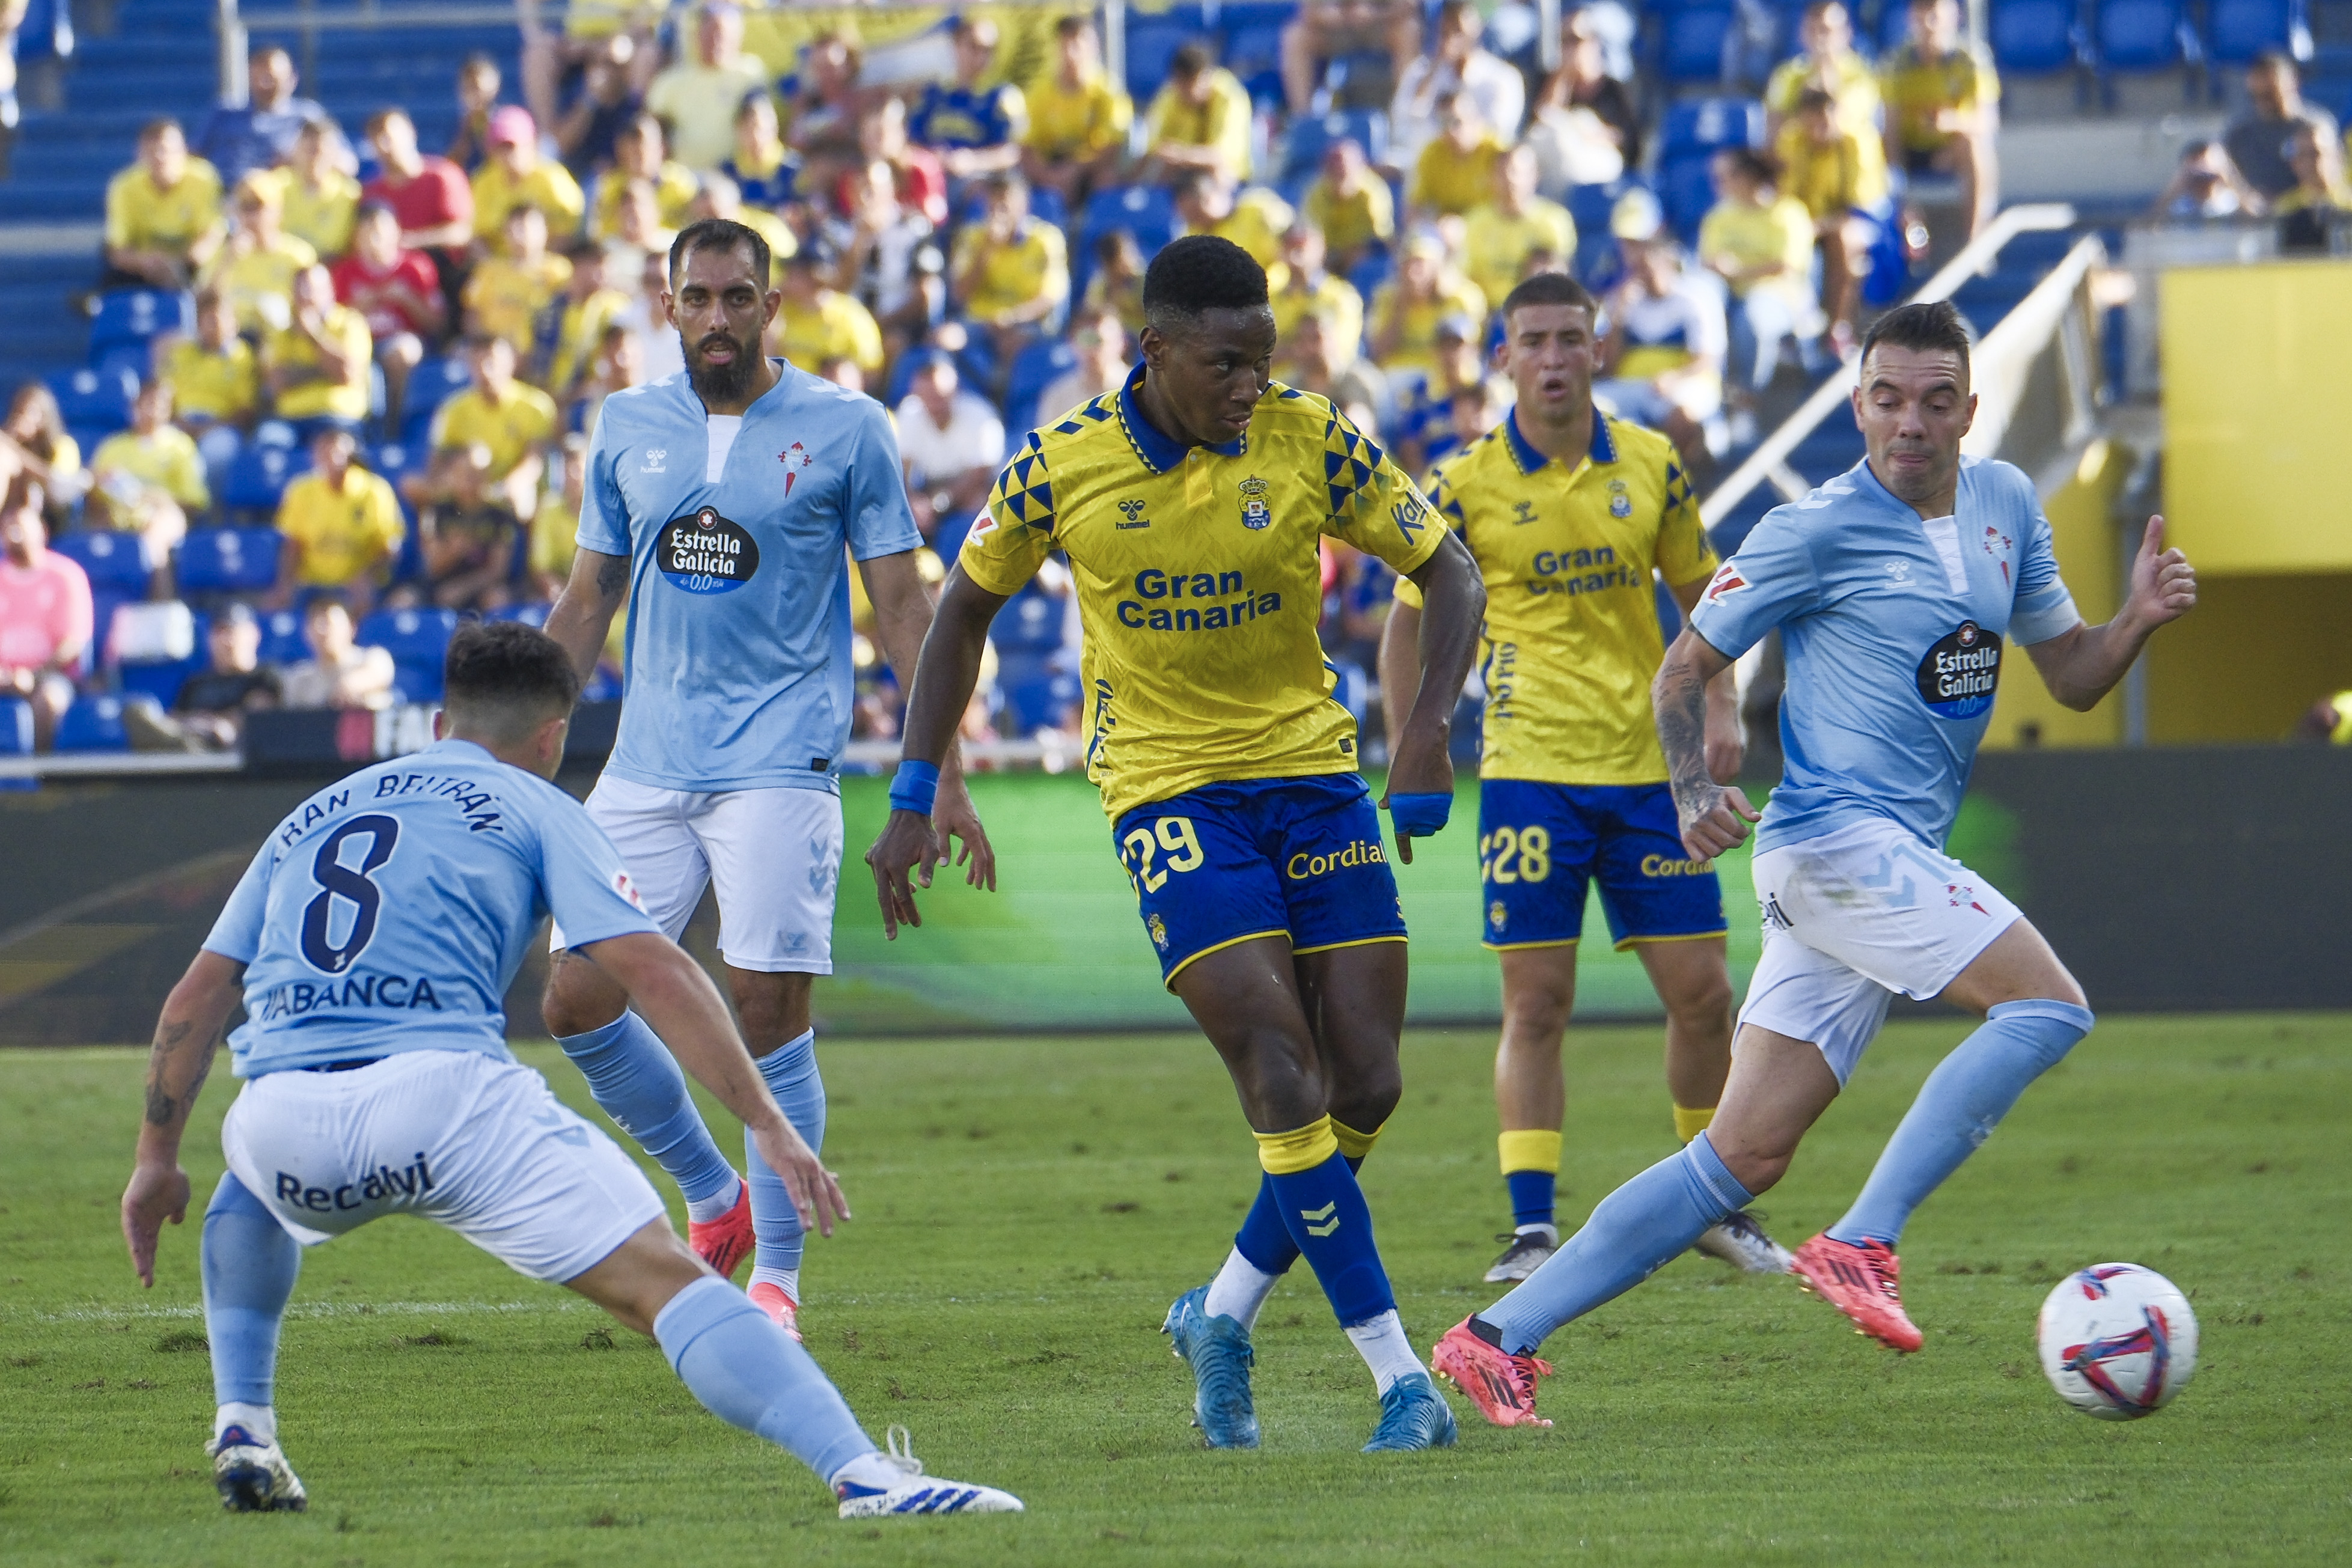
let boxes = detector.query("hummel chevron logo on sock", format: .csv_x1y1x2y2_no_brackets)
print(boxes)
1301,1202,1340,1237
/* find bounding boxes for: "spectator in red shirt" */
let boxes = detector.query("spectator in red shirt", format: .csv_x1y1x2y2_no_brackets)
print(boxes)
331,200,448,431
0,472,93,752
362,108,475,323
843,96,948,227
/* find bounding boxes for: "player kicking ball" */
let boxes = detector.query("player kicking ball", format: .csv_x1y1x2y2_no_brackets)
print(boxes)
120,624,1019,1518
1433,301,2196,1424
539,219,989,1340
1379,273,1791,1286
867,236,1487,1451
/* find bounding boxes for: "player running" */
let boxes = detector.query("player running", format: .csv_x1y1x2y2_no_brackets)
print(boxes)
120,623,1020,1518
1379,272,1791,1286
539,219,988,1340
866,237,1487,1452
1432,300,2196,1424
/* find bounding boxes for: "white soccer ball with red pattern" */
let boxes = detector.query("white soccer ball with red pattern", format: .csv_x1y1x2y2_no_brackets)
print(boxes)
2036,1263,2199,1420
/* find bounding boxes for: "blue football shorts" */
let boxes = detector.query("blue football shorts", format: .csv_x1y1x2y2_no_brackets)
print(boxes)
1112,774,1408,987
1478,779,1727,951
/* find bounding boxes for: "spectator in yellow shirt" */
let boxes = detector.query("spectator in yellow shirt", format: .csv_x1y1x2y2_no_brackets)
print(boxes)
1778,88,1890,350
103,118,226,290
1765,1,1882,140
950,174,1070,370
1081,230,1147,337
412,334,558,518
1301,137,1397,273
688,174,795,284
536,237,632,398
160,290,261,454
643,2,775,173
472,106,588,252
1143,44,1255,185
1410,90,1507,222
1462,144,1577,308
1174,172,1294,269
1699,147,1825,436
1881,0,2000,236
769,248,886,376
465,203,573,352
1269,221,1365,364
264,264,373,436
273,426,406,614
591,112,698,240
279,120,362,258
1022,14,1132,209
202,175,319,335
88,380,206,557
1369,228,1487,379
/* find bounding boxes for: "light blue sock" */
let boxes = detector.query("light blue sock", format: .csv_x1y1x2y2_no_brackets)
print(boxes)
1828,999,2094,1247
653,1275,876,1484
1480,1132,1753,1356
748,1028,826,1283
558,1011,740,1212
201,1172,302,1408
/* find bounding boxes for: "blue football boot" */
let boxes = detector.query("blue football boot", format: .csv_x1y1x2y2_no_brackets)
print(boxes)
1361,1370,1459,1453
1162,1283,1260,1448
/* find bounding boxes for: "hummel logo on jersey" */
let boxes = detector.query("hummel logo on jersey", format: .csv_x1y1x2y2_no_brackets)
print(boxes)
641,448,667,474
1116,498,1150,529
1884,560,1912,583
1301,1201,1340,1237
779,441,813,495
1702,562,1749,604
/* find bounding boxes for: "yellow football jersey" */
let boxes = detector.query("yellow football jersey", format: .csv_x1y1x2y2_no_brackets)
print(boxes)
1461,198,1578,311
1144,69,1255,179
1024,70,1132,161
1880,43,1999,153
1200,188,1294,270
91,427,209,510
1774,120,1890,217
1301,175,1396,258
464,252,573,351
1269,269,1365,361
587,161,695,240
774,288,885,374
1411,133,1507,218
280,168,361,258
429,384,558,478
264,305,373,421
104,159,224,254
203,233,320,334
953,218,1069,320
278,466,406,587
1393,410,1714,786
1764,48,1883,132
472,159,589,246
159,337,259,423
959,371,1444,820
541,285,632,393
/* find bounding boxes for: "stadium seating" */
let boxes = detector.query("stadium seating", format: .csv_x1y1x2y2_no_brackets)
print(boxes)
49,528,149,667
87,289,194,359
257,606,309,666
400,356,474,443
2095,0,2199,72
2204,0,2311,64
356,606,459,704
221,443,311,519
1993,0,2089,73
1658,97,1765,161
1000,669,1080,737
1006,339,1080,434
176,526,284,596
1660,2,1739,84
53,694,130,752
46,364,136,436
0,697,32,756
118,609,209,709
1125,14,1214,102
1280,109,1388,180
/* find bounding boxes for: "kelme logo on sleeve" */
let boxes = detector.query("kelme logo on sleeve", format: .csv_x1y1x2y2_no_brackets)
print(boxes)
1916,620,2002,719
659,507,760,594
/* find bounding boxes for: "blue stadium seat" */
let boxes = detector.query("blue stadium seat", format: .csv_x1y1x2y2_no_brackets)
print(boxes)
176,527,284,595
1658,97,1764,160
988,584,1069,654
1226,20,1289,100
2096,0,2196,70
0,697,31,756
486,601,552,628
1281,109,1387,179
119,609,209,709
2205,0,2309,64
1125,16,1213,101
222,444,311,516
1659,157,1720,243
91,344,153,391
47,365,137,436
355,606,458,704
49,528,150,594
87,289,194,358
257,606,309,665
1660,5,1737,82
1993,0,2088,72
14,0,73,65
1006,338,1079,432
1000,670,1080,736
1081,183,1181,256
400,356,473,442
53,695,130,752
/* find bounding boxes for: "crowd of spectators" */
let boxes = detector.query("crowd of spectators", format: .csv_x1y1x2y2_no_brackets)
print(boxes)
3,0,2038,756
2152,53,2351,252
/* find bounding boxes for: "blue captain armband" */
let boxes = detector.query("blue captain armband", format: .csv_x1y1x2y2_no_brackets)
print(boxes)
1387,792,1453,837
888,760,940,817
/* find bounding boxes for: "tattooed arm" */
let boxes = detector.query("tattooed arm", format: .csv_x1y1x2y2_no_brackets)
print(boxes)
1653,628,1761,861
122,950,245,1287
543,546,631,686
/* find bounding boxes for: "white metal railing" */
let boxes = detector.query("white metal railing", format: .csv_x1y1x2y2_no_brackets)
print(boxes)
1960,232,2106,462
1699,202,2079,529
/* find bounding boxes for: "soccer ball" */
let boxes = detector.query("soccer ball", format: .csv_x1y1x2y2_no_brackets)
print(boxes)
2035,1263,2199,1420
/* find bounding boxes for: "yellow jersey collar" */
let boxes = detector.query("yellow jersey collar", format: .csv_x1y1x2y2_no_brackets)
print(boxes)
1504,406,1617,474
1117,362,1245,475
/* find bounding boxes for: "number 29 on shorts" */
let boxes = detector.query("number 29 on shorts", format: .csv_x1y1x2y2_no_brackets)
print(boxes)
1122,816,1205,894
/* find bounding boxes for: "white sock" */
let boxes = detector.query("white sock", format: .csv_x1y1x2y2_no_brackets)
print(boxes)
684,1171,744,1225
829,1449,903,1493
1517,1222,1560,1245
214,1402,275,1446
749,1264,801,1303
1343,1309,1424,1396
1202,1246,1282,1331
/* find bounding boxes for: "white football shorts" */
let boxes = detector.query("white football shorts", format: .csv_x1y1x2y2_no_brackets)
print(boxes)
221,1050,666,1282
1737,816,2022,1084
548,776,845,973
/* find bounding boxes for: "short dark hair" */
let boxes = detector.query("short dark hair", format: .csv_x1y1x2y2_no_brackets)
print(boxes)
140,116,183,144
1718,145,1780,185
1171,42,1214,78
1500,270,1596,323
1860,299,1972,377
1142,234,1268,334
669,217,770,291
1055,13,1090,37
305,589,350,618
443,621,580,740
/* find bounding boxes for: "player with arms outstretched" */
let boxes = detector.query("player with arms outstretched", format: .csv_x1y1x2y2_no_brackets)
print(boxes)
1432,301,2196,1424
1380,272,1791,1286
867,236,1488,1451
539,219,988,1339
120,623,1020,1519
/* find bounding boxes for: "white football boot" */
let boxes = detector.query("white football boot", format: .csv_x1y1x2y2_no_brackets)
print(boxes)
1696,1209,1796,1273
834,1426,1024,1519
210,1425,308,1513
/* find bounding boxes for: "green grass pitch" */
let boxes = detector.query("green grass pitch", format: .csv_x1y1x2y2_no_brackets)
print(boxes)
5,1015,2350,1564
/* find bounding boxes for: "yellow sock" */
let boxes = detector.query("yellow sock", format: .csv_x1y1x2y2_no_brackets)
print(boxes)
1673,1104,1716,1144
1497,1127,1562,1176
1331,1118,1382,1162
1255,1116,1339,1174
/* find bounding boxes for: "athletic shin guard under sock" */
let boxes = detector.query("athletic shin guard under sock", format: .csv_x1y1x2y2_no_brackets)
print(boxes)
1827,999,2094,1247
1232,1118,1376,1279
653,1275,873,1483
1257,1118,1397,1329
1480,1131,1752,1356
557,1011,739,1210
747,1029,827,1278
201,1172,301,1409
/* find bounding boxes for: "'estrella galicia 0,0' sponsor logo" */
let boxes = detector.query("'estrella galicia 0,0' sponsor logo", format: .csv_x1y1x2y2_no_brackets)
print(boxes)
1916,621,2002,719
659,507,760,595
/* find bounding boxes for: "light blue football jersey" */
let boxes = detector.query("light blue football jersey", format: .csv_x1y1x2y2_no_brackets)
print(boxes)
578,362,921,793
1689,455,2079,854
203,739,660,1077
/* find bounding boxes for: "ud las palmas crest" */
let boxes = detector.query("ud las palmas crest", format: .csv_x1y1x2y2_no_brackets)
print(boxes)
1239,476,1272,530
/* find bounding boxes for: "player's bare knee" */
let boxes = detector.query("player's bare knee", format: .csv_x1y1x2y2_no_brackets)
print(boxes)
1328,1060,1402,1132
1664,970,1736,1033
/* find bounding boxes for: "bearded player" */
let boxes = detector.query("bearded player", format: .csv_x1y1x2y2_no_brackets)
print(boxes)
1381,271,1792,1286
868,236,1487,1451
1432,300,2197,1424
541,219,988,1339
